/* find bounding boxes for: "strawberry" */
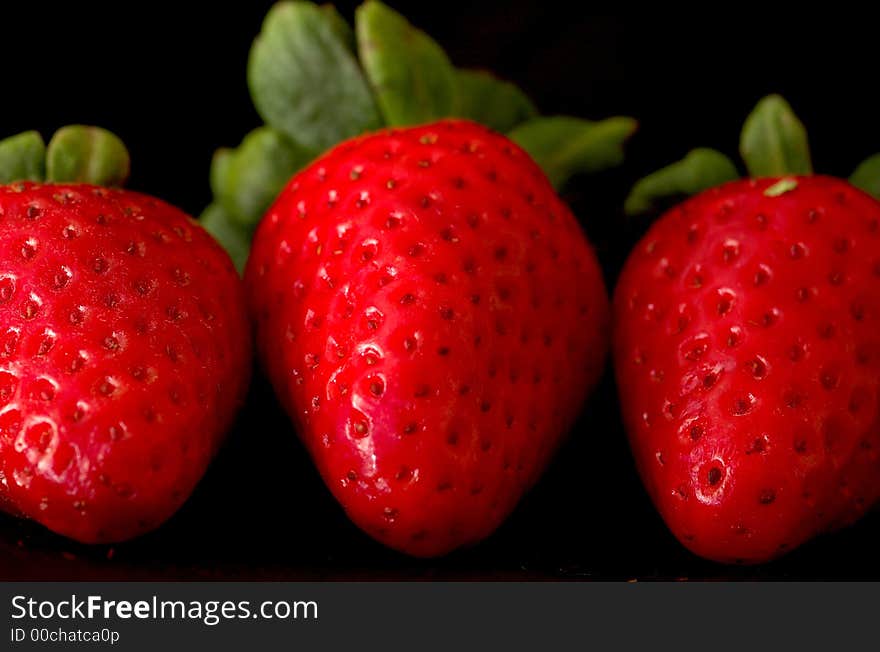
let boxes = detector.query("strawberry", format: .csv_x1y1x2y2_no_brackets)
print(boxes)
245,120,609,556
615,96,880,563
0,126,250,543
207,1,631,555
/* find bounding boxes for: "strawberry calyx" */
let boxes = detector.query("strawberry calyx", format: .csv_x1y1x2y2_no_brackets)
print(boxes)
201,0,637,272
0,125,130,188
625,94,880,216
851,154,880,199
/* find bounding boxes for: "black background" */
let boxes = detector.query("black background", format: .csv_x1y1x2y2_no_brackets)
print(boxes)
1,2,879,579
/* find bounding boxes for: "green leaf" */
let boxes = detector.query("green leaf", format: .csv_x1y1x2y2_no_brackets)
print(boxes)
356,0,457,126
212,127,313,228
454,69,537,133
200,203,252,274
45,125,130,186
248,1,382,152
509,116,637,189
739,94,812,177
320,3,355,51
0,131,46,183
624,148,740,216
210,148,234,200
850,153,880,200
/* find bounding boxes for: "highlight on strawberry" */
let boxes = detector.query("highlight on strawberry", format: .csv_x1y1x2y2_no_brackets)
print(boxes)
615,95,880,563
0,126,251,544
206,0,635,556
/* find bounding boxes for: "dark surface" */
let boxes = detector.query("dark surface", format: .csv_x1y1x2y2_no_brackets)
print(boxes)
1,3,879,580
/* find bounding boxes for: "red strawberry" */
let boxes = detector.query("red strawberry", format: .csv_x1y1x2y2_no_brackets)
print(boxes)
0,182,250,543
245,120,609,556
614,175,880,563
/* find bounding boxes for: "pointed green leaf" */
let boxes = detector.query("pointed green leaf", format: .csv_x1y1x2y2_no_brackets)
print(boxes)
210,148,234,200
850,153,880,200
320,3,355,51
0,131,46,183
46,126,130,186
356,0,456,126
740,94,812,178
248,1,382,152
454,69,537,133
201,203,252,274
509,116,637,189
213,127,313,228
624,148,740,216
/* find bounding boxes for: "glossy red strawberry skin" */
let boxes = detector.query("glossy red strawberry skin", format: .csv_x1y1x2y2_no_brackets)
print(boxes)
0,183,250,543
246,120,609,556
614,175,880,563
